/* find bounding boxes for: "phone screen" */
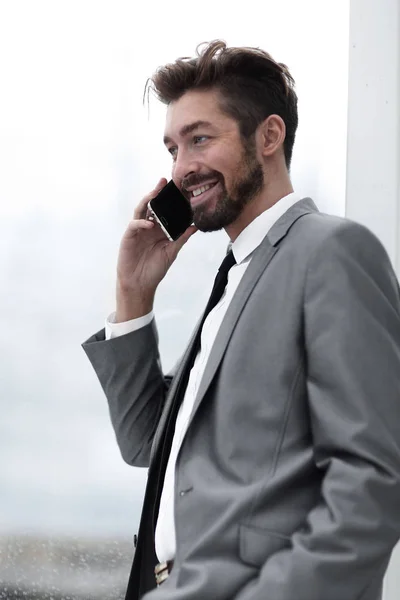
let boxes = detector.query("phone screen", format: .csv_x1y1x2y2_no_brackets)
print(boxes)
149,180,193,241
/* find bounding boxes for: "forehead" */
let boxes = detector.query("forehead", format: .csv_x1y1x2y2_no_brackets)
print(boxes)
164,89,236,140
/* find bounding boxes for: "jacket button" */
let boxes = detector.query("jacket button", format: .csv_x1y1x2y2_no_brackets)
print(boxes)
179,487,193,497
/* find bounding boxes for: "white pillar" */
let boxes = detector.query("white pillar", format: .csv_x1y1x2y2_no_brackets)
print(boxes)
347,1,400,598
347,0,400,274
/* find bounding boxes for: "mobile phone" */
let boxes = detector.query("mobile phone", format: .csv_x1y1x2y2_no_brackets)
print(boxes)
148,180,193,241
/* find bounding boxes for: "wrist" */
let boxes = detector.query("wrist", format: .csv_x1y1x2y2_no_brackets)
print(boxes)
116,281,155,322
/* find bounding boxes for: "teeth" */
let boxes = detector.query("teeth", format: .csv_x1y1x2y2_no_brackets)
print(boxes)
192,184,212,197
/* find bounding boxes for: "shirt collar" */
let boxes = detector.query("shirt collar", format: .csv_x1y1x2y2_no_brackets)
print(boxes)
231,192,302,265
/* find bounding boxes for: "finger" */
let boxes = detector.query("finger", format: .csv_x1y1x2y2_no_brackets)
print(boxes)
133,178,168,220
171,225,198,251
126,219,155,234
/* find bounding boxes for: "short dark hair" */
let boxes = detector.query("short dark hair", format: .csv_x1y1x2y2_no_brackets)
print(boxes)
147,40,298,169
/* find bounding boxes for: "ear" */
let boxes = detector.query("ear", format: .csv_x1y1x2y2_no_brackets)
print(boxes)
259,115,286,159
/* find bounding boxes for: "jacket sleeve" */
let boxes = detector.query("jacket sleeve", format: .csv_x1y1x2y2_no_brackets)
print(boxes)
82,319,174,468
234,221,400,600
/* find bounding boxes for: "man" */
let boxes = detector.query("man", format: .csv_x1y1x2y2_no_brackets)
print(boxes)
83,41,400,600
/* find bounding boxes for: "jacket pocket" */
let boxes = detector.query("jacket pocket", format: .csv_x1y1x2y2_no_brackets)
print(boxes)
239,524,291,568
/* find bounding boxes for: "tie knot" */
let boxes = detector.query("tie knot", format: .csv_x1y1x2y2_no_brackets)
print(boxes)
218,250,236,274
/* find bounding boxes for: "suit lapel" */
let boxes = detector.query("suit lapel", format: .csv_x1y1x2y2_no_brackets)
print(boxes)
149,197,318,466
187,198,318,431
188,239,277,426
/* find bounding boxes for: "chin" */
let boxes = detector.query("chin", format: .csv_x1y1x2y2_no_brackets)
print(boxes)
193,192,241,232
193,211,237,233
196,223,225,233
193,215,224,233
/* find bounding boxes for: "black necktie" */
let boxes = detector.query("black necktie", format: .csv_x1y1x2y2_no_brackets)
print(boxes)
152,250,236,531
172,248,237,413
174,248,237,407
165,248,236,422
200,250,236,327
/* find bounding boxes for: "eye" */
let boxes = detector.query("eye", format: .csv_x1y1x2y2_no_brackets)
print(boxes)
193,135,208,145
168,146,178,159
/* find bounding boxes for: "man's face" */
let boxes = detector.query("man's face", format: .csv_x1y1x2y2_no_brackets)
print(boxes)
163,89,264,232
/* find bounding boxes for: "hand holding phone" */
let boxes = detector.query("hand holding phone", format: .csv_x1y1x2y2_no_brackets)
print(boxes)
115,179,196,322
148,180,193,241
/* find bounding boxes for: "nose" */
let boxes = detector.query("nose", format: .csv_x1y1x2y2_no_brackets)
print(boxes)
172,148,201,188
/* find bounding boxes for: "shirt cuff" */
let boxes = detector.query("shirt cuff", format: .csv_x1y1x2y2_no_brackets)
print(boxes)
105,311,154,340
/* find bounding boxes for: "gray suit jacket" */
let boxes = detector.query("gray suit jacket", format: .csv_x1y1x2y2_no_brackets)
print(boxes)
83,198,400,600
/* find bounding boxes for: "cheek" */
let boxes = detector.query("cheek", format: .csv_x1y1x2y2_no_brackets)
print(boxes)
223,156,243,186
209,154,233,181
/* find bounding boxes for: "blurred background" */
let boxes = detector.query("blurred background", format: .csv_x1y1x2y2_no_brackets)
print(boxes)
0,1,398,599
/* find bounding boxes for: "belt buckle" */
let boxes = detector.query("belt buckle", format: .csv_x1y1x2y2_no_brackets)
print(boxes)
155,561,170,586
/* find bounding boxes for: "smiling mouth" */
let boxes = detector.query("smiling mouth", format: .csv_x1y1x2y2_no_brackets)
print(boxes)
191,182,218,198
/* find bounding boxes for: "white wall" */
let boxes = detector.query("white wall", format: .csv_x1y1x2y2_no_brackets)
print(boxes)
346,1,400,598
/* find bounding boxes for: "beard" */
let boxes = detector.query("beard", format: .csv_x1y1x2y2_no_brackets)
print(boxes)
187,138,264,233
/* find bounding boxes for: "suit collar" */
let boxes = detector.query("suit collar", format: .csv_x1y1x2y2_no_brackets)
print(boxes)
231,192,304,265
267,197,318,246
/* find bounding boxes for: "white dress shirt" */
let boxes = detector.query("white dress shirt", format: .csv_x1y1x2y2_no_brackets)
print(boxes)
106,192,301,562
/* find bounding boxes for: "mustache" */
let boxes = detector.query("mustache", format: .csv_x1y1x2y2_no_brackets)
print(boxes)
181,172,221,191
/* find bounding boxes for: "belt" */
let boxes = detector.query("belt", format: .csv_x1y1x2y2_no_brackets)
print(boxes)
154,560,174,586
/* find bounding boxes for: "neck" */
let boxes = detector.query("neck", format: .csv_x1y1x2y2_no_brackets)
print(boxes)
225,174,294,241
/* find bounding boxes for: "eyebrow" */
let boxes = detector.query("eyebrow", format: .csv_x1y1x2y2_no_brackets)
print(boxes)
163,120,213,145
